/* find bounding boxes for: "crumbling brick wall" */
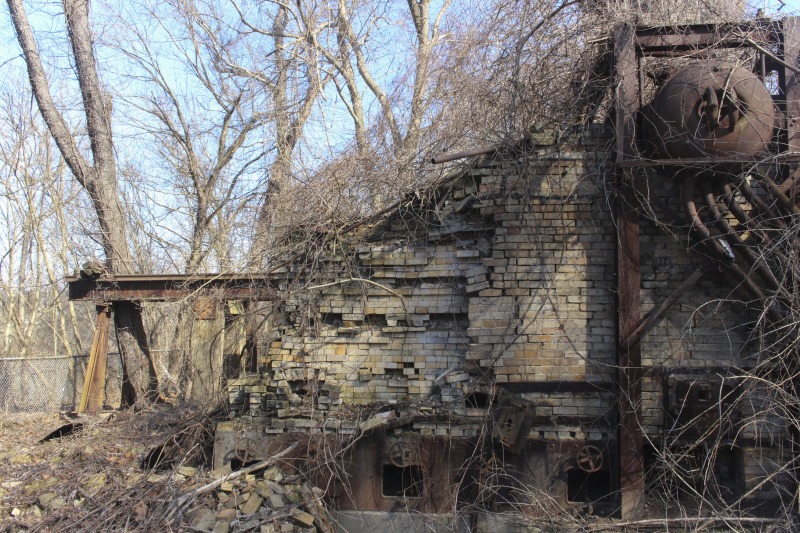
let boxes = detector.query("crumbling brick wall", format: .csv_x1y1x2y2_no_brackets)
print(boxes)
223,123,784,515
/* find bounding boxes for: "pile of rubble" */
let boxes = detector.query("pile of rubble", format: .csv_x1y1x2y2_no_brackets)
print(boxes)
186,461,329,533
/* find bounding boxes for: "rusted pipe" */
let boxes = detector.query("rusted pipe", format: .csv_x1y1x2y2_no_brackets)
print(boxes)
702,180,779,291
760,173,800,216
682,176,729,260
722,182,773,247
683,177,782,322
431,144,502,164
621,266,706,348
738,178,789,231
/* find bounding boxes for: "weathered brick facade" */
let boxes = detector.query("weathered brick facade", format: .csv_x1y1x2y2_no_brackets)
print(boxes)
216,123,786,520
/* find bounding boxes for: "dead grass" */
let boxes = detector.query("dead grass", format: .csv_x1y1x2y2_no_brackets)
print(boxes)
0,406,221,532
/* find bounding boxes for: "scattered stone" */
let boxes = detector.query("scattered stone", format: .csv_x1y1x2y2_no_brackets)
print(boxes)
263,480,284,494
263,466,283,482
358,415,387,433
291,509,315,527
38,492,66,510
190,507,216,531
220,482,234,492
212,521,230,533
216,508,237,521
178,466,197,477
240,493,263,515
224,492,249,509
10,508,21,518
218,492,231,504
286,490,301,504
254,481,273,498
23,477,58,495
38,492,57,507
240,518,262,529
268,494,285,510
10,453,32,465
280,523,294,532
260,525,276,533
83,472,107,496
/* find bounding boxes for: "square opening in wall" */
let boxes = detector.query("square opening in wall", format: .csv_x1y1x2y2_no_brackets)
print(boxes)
382,464,423,498
567,470,612,504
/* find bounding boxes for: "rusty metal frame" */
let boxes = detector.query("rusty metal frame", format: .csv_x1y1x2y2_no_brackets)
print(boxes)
613,16,800,519
614,23,643,519
67,273,278,303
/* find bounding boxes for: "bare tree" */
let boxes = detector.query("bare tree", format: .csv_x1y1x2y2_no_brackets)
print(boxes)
6,0,157,404
110,0,272,274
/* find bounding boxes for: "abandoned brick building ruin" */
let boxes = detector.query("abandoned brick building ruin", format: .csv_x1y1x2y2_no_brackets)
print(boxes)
67,18,800,529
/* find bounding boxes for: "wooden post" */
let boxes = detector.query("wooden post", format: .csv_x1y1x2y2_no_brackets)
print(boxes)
78,305,111,413
614,23,644,519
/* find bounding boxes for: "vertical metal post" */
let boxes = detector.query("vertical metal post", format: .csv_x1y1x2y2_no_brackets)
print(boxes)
780,16,800,512
78,304,111,413
614,23,644,519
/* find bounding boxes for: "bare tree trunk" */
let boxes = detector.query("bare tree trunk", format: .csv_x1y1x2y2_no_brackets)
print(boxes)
6,0,156,404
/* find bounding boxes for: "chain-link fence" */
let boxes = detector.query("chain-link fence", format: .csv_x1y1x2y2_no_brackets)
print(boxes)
0,353,123,413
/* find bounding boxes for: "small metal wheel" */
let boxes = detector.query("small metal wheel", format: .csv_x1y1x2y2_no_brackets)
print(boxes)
230,437,258,464
388,442,416,467
576,445,604,473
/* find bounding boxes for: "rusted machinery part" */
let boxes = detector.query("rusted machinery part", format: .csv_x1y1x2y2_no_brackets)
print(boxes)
576,445,604,473
702,180,779,291
643,62,776,158
721,182,775,248
682,176,783,321
737,178,789,232
682,175,729,259
759,173,800,216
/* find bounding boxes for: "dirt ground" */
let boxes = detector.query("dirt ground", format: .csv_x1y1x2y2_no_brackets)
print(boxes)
0,406,322,532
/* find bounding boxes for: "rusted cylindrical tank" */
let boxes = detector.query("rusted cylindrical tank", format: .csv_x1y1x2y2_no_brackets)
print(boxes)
643,62,776,158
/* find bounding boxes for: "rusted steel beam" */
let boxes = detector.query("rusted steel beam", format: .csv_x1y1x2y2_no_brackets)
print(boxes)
78,305,111,413
622,266,706,350
781,18,800,152
635,23,774,52
67,273,278,302
615,22,644,520
617,156,777,168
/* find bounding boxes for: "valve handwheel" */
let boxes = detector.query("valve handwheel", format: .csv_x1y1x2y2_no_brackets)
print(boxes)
388,442,415,467
576,445,603,473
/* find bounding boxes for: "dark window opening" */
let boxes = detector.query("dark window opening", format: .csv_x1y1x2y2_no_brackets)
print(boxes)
427,313,470,330
567,470,612,503
644,443,743,503
322,313,343,327
466,392,490,408
382,464,423,498
697,385,713,402
385,368,403,377
364,314,388,327
229,455,266,475
223,353,240,379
